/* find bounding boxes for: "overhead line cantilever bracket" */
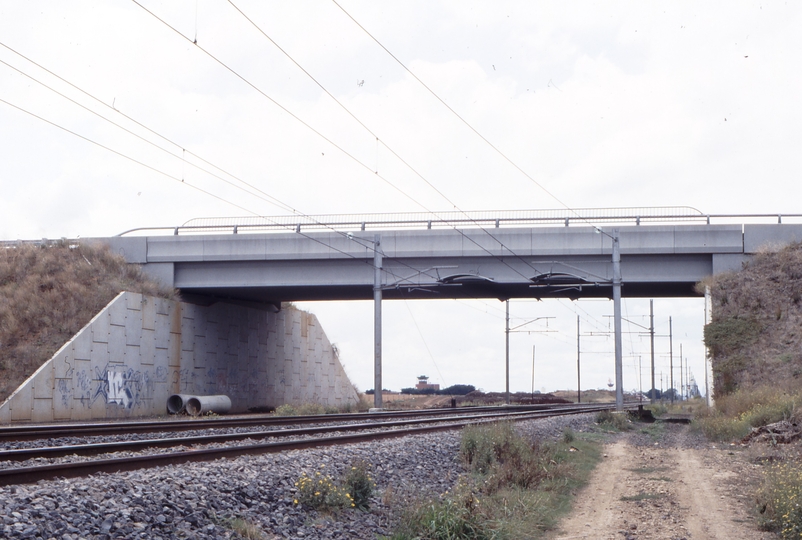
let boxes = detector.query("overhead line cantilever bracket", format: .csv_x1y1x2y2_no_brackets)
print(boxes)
380,265,458,291
529,260,614,283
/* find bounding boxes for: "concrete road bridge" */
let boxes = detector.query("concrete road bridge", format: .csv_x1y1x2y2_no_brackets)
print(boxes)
100,207,802,307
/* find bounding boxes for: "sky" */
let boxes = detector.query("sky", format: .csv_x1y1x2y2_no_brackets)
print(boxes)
1,1,800,395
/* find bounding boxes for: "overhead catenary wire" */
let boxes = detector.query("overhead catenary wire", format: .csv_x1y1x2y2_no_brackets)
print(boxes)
0,96,256,217
127,1,425,212
331,0,604,230
0,52,299,215
131,0,547,284
0,94,424,285
0,41,442,286
228,0,554,279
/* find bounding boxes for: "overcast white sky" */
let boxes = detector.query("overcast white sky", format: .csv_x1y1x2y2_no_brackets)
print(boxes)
1,1,799,395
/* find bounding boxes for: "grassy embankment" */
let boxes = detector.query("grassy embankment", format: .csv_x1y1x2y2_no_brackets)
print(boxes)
0,241,175,403
692,241,802,538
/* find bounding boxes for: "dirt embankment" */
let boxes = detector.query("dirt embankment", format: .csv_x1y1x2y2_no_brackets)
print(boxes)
702,241,802,395
551,424,774,540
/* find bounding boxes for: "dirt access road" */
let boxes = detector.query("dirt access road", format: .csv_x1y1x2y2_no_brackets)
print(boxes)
550,425,776,540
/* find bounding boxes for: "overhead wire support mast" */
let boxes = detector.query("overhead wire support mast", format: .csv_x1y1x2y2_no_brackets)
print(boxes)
373,234,383,410
612,229,624,411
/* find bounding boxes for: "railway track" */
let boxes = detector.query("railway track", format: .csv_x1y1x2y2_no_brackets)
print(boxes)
0,402,578,442
0,402,635,486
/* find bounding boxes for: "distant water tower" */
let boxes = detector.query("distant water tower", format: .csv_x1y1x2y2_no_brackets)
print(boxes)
416,375,439,391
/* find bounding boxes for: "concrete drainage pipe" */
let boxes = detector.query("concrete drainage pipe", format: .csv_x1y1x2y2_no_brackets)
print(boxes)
185,395,232,416
166,394,194,414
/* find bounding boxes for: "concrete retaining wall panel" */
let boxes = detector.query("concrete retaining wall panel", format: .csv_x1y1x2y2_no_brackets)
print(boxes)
10,384,33,421
108,300,127,327
125,292,142,311
32,398,53,423
73,332,92,361
140,329,156,365
109,325,126,357
53,380,72,419
0,292,359,423
142,296,157,330
92,312,110,344
32,364,54,399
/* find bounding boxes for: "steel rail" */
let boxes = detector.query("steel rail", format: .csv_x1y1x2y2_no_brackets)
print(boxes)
0,403,574,442
0,404,633,486
0,405,613,461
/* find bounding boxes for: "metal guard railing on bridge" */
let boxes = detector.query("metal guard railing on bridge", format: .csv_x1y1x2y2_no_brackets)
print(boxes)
113,207,802,237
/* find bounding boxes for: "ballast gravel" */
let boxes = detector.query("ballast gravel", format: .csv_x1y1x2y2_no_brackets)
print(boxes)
0,413,596,539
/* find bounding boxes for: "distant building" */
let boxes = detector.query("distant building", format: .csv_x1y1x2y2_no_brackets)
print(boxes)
416,375,440,391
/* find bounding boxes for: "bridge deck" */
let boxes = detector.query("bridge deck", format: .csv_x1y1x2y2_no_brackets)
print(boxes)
93,222,802,304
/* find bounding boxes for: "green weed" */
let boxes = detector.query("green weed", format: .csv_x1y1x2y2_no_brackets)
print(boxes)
595,410,631,431
294,461,374,511
390,477,490,540
647,403,668,417
757,462,802,538
274,402,356,416
294,467,354,510
638,422,665,440
342,460,376,510
228,517,266,539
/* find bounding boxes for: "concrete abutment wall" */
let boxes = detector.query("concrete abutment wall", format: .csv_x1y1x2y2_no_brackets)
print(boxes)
0,292,358,423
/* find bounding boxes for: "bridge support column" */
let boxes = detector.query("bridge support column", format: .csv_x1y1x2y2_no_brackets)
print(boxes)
374,234,383,410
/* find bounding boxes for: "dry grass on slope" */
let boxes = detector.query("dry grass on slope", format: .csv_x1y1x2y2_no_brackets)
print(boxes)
0,241,175,402
699,241,802,395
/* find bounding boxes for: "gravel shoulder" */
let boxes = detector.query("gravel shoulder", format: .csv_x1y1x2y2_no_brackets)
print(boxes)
550,423,776,540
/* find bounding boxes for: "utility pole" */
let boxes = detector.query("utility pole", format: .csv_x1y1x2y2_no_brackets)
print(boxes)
687,363,691,399
373,234,383,410
577,315,581,403
638,355,643,403
505,300,510,405
680,343,684,402
669,317,674,404
660,371,663,402
650,300,656,404
531,345,535,402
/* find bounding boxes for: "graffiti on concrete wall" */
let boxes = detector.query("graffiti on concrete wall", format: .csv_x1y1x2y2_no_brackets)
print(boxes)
76,369,93,406
57,379,71,408
102,365,154,409
71,363,155,410
154,365,168,383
